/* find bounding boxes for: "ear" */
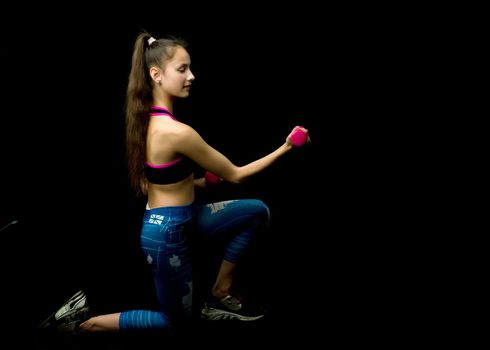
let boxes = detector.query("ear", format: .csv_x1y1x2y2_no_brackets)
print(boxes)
149,66,162,85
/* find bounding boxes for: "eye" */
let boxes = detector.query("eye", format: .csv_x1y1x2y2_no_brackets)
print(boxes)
178,64,189,73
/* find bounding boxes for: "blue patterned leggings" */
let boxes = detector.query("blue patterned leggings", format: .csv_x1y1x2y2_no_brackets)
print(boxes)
119,199,269,333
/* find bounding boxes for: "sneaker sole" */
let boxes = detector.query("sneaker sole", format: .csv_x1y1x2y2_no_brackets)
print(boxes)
201,306,264,321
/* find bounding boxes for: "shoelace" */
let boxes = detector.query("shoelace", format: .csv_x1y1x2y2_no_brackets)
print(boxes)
55,293,86,320
220,295,242,311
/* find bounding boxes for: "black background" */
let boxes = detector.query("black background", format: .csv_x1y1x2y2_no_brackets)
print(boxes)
0,4,426,346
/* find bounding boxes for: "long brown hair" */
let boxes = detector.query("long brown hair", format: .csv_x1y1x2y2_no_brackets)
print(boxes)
125,31,188,196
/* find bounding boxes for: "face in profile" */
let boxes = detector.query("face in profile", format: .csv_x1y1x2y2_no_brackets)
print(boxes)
161,47,195,98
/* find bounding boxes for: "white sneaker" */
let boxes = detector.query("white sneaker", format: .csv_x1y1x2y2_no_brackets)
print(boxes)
39,290,90,332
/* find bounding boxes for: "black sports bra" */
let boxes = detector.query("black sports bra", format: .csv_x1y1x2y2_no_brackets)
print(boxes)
144,106,194,184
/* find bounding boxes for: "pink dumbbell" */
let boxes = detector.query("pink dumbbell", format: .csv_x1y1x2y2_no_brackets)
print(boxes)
289,126,308,147
205,171,222,186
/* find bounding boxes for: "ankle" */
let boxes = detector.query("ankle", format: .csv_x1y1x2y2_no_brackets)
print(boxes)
211,288,230,300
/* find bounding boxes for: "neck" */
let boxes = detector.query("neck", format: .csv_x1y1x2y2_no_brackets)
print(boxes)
153,92,174,113
153,104,173,113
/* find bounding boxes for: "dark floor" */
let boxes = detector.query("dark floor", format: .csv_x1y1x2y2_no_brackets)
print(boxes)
33,319,273,349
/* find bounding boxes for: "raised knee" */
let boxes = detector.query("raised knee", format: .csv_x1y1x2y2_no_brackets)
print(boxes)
251,199,270,226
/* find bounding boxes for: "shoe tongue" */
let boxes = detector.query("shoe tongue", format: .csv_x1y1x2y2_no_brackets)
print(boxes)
233,291,244,302
220,295,242,310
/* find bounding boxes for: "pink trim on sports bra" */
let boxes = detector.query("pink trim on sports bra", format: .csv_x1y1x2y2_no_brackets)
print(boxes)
145,157,183,168
149,105,177,120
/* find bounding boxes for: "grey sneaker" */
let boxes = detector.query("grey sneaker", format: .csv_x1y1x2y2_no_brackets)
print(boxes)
201,295,264,321
39,290,90,332
219,295,242,311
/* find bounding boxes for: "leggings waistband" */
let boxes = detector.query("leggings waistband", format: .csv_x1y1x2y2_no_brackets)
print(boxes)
143,202,196,221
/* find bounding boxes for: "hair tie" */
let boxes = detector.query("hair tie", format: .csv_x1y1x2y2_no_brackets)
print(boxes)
147,37,156,46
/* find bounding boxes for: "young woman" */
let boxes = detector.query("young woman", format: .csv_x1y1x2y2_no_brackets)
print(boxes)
71,31,310,334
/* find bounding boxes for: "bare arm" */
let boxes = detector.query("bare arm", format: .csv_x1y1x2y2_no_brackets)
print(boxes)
176,125,305,184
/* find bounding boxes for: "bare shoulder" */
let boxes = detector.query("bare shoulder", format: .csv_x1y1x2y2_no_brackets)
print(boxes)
149,118,206,155
172,122,207,154
151,120,197,140
172,122,201,141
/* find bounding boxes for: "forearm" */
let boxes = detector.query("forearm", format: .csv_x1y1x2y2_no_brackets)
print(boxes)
235,142,292,182
194,177,206,189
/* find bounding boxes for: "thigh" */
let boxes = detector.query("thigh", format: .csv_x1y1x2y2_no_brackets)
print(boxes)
140,216,193,321
195,199,268,237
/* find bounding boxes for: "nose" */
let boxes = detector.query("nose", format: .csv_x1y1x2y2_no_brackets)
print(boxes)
188,70,195,82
